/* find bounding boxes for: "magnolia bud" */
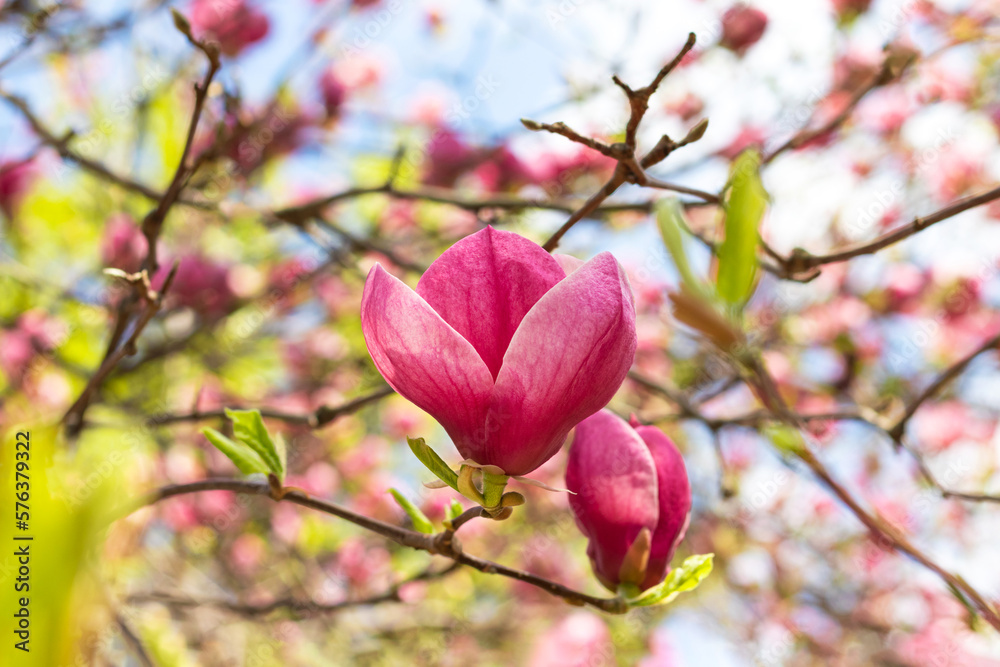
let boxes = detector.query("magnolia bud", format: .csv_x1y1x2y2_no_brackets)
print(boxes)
566,410,692,592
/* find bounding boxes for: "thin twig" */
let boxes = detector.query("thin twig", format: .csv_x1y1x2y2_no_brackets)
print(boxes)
887,330,1000,441
737,355,1000,632
146,386,395,429
520,119,619,158
271,183,666,227
772,184,1000,281
448,506,486,532
61,33,221,436
137,479,627,613
127,563,461,618
62,265,180,434
540,33,700,251
116,613,156,667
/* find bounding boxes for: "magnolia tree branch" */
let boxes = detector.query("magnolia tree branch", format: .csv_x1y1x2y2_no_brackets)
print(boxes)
138,479,627,614
145,386,395,428
630,364,1000,627
127,563,461,618
887,330,1000,441
61,265,179,434
140,26,221,274
762,47,908,165
270,183,672,229
770,183,1000,281
0,90,211,210
534,33,702,252
632,365,1000,505
737,355,1000,632
61,33,220,436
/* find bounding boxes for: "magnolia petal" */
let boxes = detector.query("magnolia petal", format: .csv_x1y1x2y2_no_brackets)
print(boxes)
488,252,638,475
361,264,493,451
553,253,586,276
635,425,692,590
416,227,565,380
566,410,659,592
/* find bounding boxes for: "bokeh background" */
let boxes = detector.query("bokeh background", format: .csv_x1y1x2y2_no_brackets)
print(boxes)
2,0,1000,664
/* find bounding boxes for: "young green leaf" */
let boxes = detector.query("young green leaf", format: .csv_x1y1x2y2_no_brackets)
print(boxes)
655,198,712,301
763,423,807,457
629,553,715,607
202,428,270,476
717,150,767,308
407,437,460,491
224,408,283,477
274,433,288,478
389,488,435,534
446,499,465,522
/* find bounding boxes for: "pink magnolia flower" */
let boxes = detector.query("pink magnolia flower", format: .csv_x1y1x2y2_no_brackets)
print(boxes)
566,410,691,591
528,612,614,667
422,128,484,188
165,255,237,318
536,147,616,197
663,92,704,122
189,0,269,57
319,68,348,118
0,158,35,219
101,214,146,273
719,6,768,55
473,145,538,192
718,126,767,160
360,227,636,476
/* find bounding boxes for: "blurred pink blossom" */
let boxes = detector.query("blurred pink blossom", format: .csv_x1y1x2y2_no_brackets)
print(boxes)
101,214,146,273
473,145,538,192
911,401,993,451
165,255,237,318
664,92,704,121
718,126,766,160
719,6,768,55
928,152,986,202
857,86,913,135
229,533,266,575
528,612,614,667
189,0,269,57
0,158,35,219
319,67,348,118
422,127,483,188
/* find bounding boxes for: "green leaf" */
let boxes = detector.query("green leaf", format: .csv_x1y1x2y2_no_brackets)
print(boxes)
202,427,270,476
407,437,460,491
717,150,767,309
655,198,712,300
389,488,435,534
763,423,806,457
630,553,714,607
224,408,284,478
446,499,464,522
274,433,288,478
